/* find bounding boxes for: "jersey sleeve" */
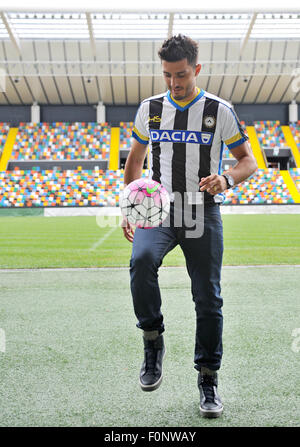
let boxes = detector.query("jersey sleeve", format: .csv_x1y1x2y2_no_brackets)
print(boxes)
219,104,249,150
132,101,149,145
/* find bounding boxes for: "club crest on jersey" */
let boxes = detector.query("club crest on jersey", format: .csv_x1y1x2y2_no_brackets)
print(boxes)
149,129,213,145
204,116,216,128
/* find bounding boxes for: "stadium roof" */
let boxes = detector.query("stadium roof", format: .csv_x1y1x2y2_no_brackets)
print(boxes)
1,12,300,40
0,5,299,106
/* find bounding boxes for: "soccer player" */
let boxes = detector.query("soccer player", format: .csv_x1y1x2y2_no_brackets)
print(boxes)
122,34,257,418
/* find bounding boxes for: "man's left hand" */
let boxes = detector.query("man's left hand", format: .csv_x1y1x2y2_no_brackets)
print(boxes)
199,174,227,195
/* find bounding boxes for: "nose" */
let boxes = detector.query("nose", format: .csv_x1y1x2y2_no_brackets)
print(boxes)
170,76,180,89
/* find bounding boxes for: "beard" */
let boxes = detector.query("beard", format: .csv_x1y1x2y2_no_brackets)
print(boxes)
170,84,195,101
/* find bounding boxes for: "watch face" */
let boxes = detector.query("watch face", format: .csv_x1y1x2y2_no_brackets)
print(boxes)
224,174,234,187
227,175,234,187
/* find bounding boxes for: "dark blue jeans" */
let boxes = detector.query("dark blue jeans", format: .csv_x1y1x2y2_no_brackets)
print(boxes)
129,203,224,371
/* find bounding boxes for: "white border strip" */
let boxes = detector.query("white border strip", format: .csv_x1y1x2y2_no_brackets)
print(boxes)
1,265,300,273
43,205,300,217
44,207,122,217
220,205,300,214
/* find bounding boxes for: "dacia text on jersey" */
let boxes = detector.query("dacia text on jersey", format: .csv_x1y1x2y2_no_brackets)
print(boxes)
150,129,213,145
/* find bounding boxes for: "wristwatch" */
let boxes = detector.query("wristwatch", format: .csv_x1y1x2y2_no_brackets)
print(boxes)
222,173,235,189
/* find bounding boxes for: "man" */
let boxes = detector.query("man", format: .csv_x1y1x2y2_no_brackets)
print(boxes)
122,34,257,418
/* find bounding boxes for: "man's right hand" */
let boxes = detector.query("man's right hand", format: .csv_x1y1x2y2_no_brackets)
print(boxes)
121,216,135,243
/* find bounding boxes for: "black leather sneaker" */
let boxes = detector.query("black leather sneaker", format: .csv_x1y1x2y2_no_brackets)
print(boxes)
198,369,223,418
139,334,165,392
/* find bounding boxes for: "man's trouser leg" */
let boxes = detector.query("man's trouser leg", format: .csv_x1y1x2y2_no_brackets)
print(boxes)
129,225,178,334
179,205,224,371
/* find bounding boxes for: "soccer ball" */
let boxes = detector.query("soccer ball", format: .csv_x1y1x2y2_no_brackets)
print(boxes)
120,178,170,228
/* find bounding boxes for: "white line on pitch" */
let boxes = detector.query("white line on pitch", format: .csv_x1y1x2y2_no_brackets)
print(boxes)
1,265,300,273
89,227,117,251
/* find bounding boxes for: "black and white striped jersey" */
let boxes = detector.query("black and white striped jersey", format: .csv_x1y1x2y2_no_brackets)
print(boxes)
132,88,248,204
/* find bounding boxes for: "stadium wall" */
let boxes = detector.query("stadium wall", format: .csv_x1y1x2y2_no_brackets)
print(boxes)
0,106,31,126
0,103,299,125
234,103,290,125
41,106,96,123
106,106,138,125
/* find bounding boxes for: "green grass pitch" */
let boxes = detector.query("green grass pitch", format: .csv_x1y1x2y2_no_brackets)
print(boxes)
0,214,299,268
0,213,299,427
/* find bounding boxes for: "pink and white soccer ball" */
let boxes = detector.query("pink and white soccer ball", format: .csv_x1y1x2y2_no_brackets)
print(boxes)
120,178,170,228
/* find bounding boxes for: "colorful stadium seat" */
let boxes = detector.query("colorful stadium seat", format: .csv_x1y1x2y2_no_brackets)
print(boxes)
289,121,300,150
0,167,121,207
223,168,294,204
10,122,111,161
0,121,298,207
254,120,287,149
289,168,300,192
0,167,296,207
0,123,10,155
119,121,134,150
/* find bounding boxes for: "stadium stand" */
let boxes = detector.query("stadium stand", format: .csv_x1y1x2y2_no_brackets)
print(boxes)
223,169,294,205
0,120,300,207
0,167,120,207
222,146,234,159
289,168,300,192
254,120,287,149
10,122,111,161
0,166,298,208
290,122,300,149
119,122,134,150
253,120,300,170
0,123,10,155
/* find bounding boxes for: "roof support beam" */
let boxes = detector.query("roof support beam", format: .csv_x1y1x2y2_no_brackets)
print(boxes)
168,13,174,38
240,12,257,56
86,12,96,59
0,12,22,56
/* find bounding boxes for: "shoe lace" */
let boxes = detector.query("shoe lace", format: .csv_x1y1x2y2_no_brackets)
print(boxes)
201,375,216,403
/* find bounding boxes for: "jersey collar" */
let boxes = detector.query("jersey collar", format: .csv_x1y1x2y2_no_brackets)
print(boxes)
167,88,205,112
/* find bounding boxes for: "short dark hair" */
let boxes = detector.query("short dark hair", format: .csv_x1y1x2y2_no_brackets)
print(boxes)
158,34,198,67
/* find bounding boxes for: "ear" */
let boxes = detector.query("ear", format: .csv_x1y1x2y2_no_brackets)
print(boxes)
195,64,201,76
